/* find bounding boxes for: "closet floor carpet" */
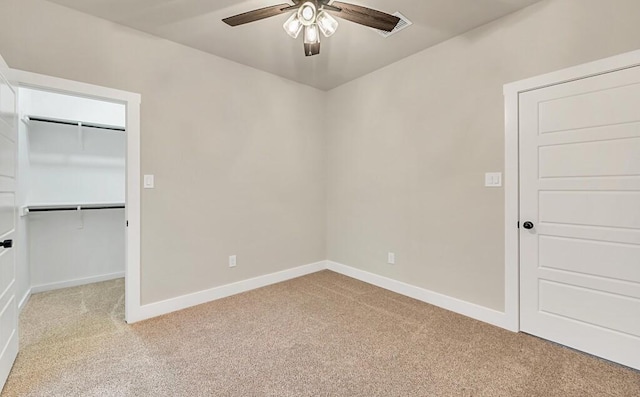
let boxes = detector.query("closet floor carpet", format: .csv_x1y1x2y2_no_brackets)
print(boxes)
2,271,639,396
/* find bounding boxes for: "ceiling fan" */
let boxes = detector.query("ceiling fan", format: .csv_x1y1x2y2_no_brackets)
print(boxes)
223,1,401,57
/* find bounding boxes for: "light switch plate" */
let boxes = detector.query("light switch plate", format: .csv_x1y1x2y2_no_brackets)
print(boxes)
144,174,155,189
485,172,502,187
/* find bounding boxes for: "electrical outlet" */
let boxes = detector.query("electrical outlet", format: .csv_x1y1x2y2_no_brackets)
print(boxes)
229,255,237,268
387,252,395,265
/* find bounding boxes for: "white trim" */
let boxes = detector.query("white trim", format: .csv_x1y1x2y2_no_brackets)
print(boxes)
504,50,640,96
503,86,520,332
124,88,141,324
10,69,142,324
30,272,125,294
326,261,512,330
10,71,140,106
129,261,327,323
502,48,640,333
18,288,31,313
66,257,518,329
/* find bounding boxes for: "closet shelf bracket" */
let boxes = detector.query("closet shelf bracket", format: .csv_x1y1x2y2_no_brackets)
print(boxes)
78,121,84,150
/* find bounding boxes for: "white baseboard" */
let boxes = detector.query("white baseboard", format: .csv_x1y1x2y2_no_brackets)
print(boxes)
326,261,513,331
18,288,31,313
127,259,512,331
31,271,125,294
132,261,326,323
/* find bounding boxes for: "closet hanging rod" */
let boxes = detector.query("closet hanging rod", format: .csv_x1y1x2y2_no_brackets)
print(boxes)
28,206,125,213
25,116,126,132
23,204,125,215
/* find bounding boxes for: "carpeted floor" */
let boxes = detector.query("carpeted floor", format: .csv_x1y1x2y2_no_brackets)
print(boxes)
2,271,639,396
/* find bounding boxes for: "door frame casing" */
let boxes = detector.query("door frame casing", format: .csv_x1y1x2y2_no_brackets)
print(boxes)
502,48,640,332
10,69,143,323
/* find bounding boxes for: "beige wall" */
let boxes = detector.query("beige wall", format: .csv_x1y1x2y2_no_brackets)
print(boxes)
326,0,640,311
2,0,639,315
0,0,327,305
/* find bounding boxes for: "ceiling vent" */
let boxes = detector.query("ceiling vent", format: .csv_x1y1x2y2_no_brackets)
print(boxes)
373,12,412,38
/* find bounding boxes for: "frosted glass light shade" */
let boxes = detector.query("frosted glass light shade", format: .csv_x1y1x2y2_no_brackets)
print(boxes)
316,11,338,37
304,24,320,44
283,13,303,39
298,2,316,26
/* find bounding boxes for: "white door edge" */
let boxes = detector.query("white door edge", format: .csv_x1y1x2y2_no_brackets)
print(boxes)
0,52,19,392
10,69,143,324
503,48,640,333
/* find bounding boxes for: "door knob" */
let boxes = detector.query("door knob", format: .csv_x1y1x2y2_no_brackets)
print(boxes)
522,222,534,230
0,239,13,249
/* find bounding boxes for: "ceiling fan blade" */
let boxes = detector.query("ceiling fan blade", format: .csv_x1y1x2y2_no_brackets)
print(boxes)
329,1,400,32
223,4,291,27
304,42,320,57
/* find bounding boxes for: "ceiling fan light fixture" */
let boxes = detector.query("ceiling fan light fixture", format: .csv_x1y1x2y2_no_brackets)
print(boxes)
298,2,317,26
303,24,320,44
223,1,402,58
283,13,303,38
316,11,338,37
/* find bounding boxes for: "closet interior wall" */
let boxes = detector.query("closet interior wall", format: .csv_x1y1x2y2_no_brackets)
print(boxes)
17,88,126,305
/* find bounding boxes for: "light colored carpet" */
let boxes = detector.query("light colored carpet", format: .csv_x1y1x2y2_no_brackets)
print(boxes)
2,271,639,396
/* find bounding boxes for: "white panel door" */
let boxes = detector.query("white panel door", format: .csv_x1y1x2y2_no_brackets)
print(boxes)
519,66,640,370
0,53,18,389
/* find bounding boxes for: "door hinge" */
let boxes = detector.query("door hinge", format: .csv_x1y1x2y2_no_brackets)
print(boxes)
517,221,520,229
126,220,129,227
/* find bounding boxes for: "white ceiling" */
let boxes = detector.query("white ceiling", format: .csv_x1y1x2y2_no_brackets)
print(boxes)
46,0,541,90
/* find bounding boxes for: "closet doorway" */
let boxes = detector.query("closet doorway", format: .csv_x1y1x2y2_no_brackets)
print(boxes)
11,70,141,324
20,87,126,295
